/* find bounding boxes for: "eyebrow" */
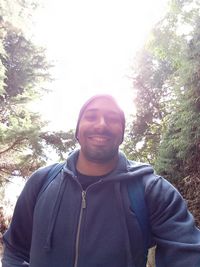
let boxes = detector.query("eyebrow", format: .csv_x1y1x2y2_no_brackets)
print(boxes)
84,108,120,115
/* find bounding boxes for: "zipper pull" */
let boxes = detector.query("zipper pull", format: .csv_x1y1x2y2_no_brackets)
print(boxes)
82,191,86,209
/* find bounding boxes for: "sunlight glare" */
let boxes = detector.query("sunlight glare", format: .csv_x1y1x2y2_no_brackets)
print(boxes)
31,0,168,131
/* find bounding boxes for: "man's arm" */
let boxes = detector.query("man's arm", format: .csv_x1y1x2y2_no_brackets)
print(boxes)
2,245,29,267
1,165,53,267
145,174,200,267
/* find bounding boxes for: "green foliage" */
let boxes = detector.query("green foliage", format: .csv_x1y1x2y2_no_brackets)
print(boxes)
0,1,77,184
0,25,77,181
123,48,173,165
155,15,200,179
40,130,77,161
0,206,8,242
0,17,7,93
1,29,51,100
124,0,200,181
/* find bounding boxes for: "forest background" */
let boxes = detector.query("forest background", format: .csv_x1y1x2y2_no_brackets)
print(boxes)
0,0,200,258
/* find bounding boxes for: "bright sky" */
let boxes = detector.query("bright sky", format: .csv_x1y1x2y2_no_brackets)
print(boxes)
32,0,169,131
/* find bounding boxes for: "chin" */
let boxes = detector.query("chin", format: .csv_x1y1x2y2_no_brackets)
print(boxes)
84,147,118,163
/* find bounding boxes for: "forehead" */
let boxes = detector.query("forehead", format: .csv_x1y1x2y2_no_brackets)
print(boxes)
83,97,122,114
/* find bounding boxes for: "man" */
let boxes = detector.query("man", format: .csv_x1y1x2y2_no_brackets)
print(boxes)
2,94,200,267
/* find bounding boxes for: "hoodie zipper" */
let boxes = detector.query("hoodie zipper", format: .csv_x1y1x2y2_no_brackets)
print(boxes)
74,190,86,267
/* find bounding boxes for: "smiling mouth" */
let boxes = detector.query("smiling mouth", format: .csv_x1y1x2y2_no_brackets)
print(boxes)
88,135,111,144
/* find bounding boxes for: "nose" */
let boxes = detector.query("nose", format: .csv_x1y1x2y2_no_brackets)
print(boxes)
94,115,108,130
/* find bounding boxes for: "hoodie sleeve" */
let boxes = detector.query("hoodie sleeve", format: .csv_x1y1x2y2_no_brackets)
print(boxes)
1,165,54,267
1,246,29,267
145,174,200,267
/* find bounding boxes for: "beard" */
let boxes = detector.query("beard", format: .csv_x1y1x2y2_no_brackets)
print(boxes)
81,143,119,163
78,127,123,164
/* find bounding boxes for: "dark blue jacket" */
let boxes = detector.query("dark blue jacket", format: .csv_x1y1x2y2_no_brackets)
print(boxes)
2,150,200,267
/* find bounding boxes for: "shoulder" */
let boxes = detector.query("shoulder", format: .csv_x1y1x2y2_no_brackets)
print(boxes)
21,163,61,199
142,173,180,197
142,173,187,219
27,163,57,183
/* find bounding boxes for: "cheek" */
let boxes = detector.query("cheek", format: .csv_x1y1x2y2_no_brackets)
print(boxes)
114,125,123,135
116,128,124,143
77,131,83,141
76,125,88,141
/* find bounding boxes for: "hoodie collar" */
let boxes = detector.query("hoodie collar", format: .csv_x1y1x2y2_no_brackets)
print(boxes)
63,149,154,182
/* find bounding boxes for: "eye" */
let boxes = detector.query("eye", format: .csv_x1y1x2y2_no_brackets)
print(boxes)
106,115,121,124
84,113,97,121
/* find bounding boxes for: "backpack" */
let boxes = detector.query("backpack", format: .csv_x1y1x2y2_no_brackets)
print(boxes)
39,162,151,266
127,177,151,266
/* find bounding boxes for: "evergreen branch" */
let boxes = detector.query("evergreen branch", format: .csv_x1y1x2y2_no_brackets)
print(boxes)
0,137,27,155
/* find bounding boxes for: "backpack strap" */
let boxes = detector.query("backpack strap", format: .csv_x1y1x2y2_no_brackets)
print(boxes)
37,162,65,199
127,177,151,264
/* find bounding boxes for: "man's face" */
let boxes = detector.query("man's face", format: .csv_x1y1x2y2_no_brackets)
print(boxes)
77,98,124,163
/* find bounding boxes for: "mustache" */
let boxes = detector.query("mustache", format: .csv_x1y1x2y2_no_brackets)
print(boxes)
86,130,113,138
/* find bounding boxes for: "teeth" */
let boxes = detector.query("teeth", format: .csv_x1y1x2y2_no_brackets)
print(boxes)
90,136,108,142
